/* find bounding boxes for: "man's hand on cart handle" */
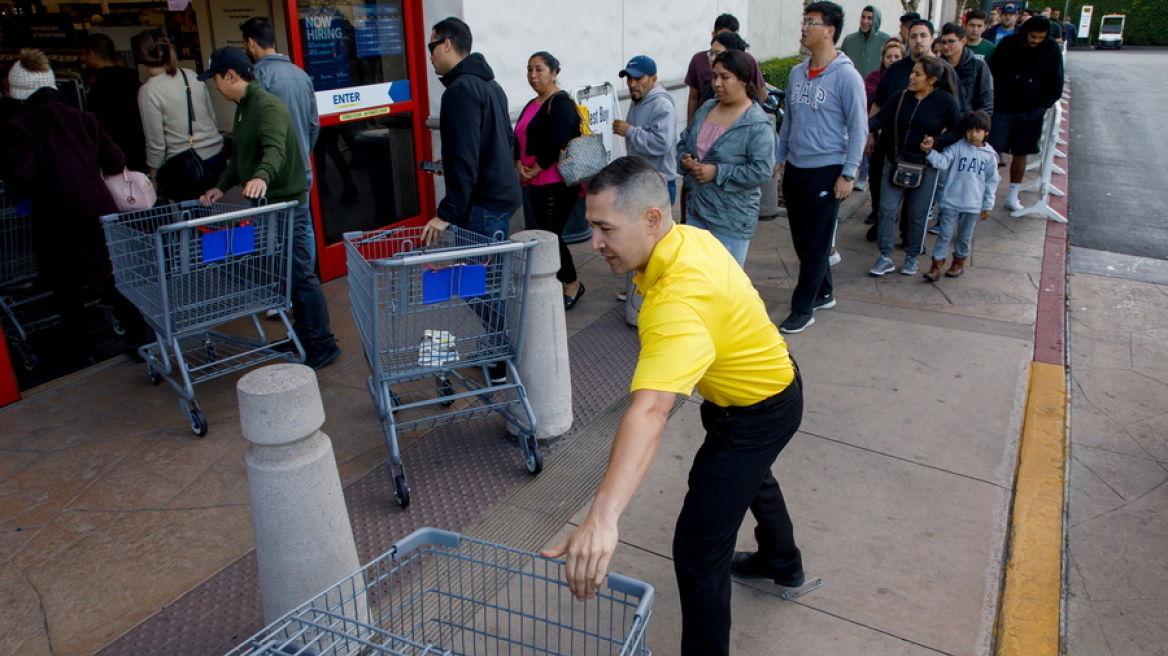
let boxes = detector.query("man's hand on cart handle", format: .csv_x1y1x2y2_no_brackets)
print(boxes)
422,217,450,245
200,188,224,207
243,178,268,199
542,515,619,601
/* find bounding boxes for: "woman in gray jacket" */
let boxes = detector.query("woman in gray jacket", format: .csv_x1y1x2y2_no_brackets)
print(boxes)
677,50,775,266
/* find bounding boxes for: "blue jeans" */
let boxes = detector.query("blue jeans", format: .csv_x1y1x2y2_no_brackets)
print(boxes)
464,203,514,240
668,179,677,205
877,163,940,258
288,204,336,353
685,215,750,267
932,207,979,259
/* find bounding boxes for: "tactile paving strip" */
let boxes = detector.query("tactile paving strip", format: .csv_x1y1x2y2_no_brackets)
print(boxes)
96,305,641,656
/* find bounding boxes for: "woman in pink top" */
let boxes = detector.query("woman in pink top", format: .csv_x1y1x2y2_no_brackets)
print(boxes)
514,51,585,310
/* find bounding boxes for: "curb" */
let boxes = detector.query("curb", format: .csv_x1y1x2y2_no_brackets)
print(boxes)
993,80,1072,655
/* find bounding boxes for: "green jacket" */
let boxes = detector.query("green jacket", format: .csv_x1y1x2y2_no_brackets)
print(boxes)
839,6,892,78
217,81,306,204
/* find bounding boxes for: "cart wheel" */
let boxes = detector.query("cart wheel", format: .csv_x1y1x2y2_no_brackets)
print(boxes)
188,404,208,437
16,342,38,371
148,366,162,385
105,309,126,336
393,473,410,508
438,375,454,407
524,434,543,475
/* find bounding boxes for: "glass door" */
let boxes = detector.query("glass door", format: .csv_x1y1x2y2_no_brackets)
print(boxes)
287,0,433,281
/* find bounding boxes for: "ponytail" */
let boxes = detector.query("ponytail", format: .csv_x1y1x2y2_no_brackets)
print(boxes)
132,29,179,76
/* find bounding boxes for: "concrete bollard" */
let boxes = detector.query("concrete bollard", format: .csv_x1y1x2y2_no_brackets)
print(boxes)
237,363,364,624
510,230,573,439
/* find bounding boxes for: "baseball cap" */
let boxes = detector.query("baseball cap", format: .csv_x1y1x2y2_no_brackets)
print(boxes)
197,47,253,81
1002,4,1018,13
619,55,657,79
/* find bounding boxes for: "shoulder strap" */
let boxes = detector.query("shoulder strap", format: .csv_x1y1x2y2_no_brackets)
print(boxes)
180,69,195,147
894,91,906,157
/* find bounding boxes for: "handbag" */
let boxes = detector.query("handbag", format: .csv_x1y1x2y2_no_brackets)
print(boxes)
554,91,611,186
890,92,926,189
104,167,157,212
156,70,208,200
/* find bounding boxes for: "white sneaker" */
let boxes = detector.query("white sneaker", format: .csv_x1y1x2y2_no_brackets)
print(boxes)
828,250,841,266
615,292,628,302
1005,198,1024,212
853,180,867,192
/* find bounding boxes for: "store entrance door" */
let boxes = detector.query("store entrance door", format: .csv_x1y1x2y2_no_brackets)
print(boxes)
288,0,433,281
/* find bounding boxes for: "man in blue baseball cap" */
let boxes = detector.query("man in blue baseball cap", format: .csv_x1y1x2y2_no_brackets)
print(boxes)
984,4,1019,43
614,56,678,204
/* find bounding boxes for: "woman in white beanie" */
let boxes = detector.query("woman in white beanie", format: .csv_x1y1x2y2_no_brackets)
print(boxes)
0,49,148,364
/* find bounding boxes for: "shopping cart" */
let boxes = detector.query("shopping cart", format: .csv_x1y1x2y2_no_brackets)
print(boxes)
225,528,655,656
0,192,40,370
101,200,302,436
345,226,540,508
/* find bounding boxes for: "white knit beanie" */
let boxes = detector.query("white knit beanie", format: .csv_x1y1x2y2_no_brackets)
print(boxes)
8,50,56,101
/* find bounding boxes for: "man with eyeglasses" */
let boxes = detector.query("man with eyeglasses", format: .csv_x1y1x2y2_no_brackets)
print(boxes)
938,22,993,115
422,17,521,246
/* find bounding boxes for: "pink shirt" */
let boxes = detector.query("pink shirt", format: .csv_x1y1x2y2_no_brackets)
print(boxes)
515,100,564,186
696,120,728,161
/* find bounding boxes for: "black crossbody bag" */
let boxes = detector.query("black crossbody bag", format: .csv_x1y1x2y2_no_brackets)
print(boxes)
156,70,209,200
891,92,926,189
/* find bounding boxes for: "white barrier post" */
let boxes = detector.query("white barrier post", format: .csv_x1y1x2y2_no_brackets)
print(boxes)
1011,102,1067,223
510,229,573,439
237,363,365,624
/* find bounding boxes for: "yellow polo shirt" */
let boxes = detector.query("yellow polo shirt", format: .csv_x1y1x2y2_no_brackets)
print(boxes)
630,225,794,407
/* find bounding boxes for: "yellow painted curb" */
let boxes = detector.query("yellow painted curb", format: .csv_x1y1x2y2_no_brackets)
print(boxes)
995,361,1068,656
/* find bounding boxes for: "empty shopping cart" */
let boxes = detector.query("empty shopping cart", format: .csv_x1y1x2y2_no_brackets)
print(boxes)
101,200,302,435
345,226,540,508
225,528,655,656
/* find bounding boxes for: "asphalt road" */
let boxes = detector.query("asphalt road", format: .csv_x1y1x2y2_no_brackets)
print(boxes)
1067,49,1168,260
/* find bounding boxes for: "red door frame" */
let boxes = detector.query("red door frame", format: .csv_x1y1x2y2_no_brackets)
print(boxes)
282,0,435,282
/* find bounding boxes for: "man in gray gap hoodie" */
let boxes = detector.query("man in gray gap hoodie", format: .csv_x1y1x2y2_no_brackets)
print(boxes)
773,1,868,335
613,56,679,203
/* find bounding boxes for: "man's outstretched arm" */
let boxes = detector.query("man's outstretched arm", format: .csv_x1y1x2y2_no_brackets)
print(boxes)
541,388,678,600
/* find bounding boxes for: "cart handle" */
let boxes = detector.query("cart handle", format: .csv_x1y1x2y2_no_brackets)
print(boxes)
157,201,300,233
372,239,534,267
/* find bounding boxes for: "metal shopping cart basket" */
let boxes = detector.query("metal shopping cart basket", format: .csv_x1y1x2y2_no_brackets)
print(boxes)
225,528,654,656
345,226,540,508
101,200,302,436
0,192,41,370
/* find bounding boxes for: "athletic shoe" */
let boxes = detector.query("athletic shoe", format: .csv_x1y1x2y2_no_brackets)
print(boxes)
864,211,878,225
899,255,919,275
813,296,836,311
828,250,841,266
869,256,896,276
487,362,507,384
615,292,628,302
304,344,342,370
1005,198,1024,212
928,221,941,235
779,311,815,334
853,180,867,192
730,551,806,588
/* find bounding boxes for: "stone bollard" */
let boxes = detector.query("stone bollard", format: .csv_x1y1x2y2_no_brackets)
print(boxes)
510,230,572,439
237,363,364,624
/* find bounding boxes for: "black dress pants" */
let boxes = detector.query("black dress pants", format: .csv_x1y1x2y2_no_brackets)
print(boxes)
527,181,580,284
784,164,841,314
673,371,804,656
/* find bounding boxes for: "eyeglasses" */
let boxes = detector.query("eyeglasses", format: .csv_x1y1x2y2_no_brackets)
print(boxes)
801,19,828,27
427,38,446,53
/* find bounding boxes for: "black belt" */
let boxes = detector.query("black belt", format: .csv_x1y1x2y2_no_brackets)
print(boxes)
707,366,801,417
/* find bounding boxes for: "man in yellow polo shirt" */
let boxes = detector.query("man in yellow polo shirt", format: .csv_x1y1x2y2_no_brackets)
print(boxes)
542,157,805,656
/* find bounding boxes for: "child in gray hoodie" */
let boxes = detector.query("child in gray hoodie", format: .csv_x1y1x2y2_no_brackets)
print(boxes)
920,110,1000,280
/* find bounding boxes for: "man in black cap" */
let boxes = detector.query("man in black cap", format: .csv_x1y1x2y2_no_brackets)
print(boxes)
198,47,341,370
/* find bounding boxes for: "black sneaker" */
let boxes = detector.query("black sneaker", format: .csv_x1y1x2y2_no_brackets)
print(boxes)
730,551,805,588
812,296,836,311
487,362,507,384
779,311,815,334
304,344,341,370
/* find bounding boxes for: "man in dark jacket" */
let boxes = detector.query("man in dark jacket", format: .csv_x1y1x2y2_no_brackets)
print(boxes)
199,47,340,370
987,16,1064,211
82,34,147,172
938,22,993,114
422,17,521,245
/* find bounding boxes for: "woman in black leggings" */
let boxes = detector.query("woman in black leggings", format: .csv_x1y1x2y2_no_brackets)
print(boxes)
514,51,585,310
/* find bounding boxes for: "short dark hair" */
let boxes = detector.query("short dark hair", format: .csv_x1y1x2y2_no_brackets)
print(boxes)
711,31,749,51
713,13,740,33
1021,15,1052,35
432,17,472,56
806,2,845,44
241,17,277,50
965,9,987,22
900,12,921,25
910,19,936,35
587,156,670,220
84,33,117,63
962,110,992,132
712,49,758,99
941,22,966,39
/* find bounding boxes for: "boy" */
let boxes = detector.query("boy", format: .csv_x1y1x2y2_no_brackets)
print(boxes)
920,111,999,280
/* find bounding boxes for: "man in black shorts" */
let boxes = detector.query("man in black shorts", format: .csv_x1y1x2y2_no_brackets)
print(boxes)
987,16,1064,211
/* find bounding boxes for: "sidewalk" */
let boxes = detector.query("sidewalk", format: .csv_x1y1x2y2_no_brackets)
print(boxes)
1,178,1049,655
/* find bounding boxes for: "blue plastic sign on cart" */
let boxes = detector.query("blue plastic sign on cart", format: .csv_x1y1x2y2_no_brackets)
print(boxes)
422,263,486,304
202,225,256,263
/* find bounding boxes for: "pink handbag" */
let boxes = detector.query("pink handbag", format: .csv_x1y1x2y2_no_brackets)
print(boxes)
104,168,157,212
